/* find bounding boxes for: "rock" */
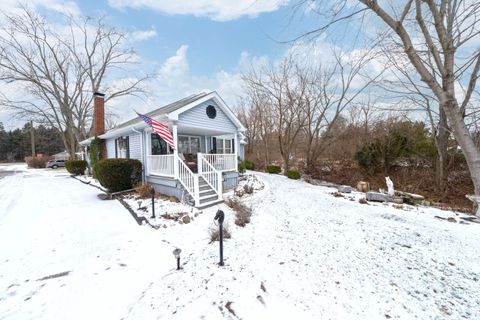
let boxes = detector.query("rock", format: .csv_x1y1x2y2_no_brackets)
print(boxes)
337,185,352,193
359,198,368,204
234,187,245,197
391,198,403,204
97,193,112,200
182,215,191,224
357,181,370,192
244,184,253,194
447,217,457,223
366,192,390,202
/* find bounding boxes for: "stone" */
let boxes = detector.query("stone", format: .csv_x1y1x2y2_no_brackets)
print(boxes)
391,198,404,204
366,192,390,202
182,215,191,224
447,217,457,223
357,181,370,192
337,185,352,193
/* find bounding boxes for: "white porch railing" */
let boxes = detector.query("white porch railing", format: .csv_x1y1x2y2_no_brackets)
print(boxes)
202,154,237,172
198,153,222,199
177,158,200,206
148,155,175,176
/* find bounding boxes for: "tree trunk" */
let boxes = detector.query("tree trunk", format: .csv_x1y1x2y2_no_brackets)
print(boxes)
434,108,449,193
443,99,480,216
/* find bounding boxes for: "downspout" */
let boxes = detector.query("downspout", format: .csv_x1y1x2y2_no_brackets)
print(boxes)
132,127,145,183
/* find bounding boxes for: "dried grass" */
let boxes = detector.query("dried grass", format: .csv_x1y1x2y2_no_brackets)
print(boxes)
209,223,231,242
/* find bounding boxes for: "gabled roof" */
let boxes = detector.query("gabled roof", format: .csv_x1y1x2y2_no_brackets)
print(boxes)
83,91,245,142
112,92,209,131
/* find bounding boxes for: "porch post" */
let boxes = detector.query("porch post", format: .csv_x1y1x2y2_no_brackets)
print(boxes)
173,123,179,178
234,132,239,170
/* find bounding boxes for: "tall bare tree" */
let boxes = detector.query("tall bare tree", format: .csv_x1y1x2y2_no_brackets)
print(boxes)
301,0,480,215
0,7,147,158
243,57,309,171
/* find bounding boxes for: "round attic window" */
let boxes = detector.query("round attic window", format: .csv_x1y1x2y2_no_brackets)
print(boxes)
206,105,217,119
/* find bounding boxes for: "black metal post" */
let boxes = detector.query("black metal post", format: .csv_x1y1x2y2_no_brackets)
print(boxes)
219,220,224,266
177,257,180,270
214,210,225,266
150,187,155,219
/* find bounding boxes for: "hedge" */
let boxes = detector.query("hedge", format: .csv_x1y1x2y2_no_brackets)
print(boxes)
25,156,48,168
286,170,301,180
265,164,281,174
65,160,87,175
94,159,143,192
244,160,255,170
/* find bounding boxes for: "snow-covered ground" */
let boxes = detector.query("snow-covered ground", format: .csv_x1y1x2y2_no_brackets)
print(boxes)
0,166,479,319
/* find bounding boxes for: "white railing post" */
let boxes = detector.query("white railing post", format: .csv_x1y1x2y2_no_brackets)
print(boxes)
173,124,179,179
194,175,200,206
197,153,203,175
217,171,222,200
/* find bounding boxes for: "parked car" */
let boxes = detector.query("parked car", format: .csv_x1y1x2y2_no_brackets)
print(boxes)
46,159,66,169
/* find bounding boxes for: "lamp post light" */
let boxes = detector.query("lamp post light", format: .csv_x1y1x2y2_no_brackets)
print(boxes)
173,248,182,270
150,187,156,219
214,209,225,266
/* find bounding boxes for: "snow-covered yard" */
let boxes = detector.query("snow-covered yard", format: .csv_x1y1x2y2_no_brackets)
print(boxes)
0,165,479,319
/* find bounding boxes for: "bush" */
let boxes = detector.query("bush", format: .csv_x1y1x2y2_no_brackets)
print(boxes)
265,164,281,174
226,197,253,227
244,160,255,170
134,183,153,199
65,160,87,175
286,170,301,180
25,156,48,168
209,223,231,243
94,159,143,192
238,159,246,173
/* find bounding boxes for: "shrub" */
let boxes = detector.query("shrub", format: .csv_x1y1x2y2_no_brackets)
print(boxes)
265,164,281,174
286,170,301,180
237,156,246,173
94,158,143,192
209,223,231,243
226,197,253,227
25,156,48,168
65,160,87,175
134,183,153,199
244,160,255,170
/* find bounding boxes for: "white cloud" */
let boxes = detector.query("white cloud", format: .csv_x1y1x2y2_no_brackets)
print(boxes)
107,0,289,21
130,28,157,42
0,0,81,17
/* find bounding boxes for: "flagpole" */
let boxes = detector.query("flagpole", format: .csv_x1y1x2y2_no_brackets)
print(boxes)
172,123,179,178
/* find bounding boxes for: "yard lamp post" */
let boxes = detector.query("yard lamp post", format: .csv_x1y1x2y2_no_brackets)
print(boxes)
150,187,155,219
173,248,182,270
214,209,225,266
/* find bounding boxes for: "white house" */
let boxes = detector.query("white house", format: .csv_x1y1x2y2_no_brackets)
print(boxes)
80,91,247,208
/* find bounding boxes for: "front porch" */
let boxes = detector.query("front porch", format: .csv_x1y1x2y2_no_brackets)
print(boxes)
146,153,238,207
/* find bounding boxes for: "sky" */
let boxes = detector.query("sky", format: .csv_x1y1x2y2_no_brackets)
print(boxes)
0,0,330,130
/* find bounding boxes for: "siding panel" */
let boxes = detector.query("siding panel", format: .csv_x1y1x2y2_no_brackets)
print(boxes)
178,99,236,133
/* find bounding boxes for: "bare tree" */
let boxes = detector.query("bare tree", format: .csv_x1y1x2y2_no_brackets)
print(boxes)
0,7,147,158
300,0,480,215
242,57,308,171
300,49,378,171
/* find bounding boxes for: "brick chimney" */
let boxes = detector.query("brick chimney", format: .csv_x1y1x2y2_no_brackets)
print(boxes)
93,92,105,136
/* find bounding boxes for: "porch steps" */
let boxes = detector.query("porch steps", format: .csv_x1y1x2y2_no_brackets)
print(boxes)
198,176,223,208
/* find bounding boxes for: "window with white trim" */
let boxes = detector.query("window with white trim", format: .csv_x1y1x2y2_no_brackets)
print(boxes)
216,138,233,154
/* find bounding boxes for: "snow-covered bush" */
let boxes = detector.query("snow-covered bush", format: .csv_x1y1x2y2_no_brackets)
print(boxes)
94,159,143,192
65,160,87,175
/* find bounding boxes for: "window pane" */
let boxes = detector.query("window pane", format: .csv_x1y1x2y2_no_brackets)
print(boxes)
178,136,190,154
151,134,168,155
190,137,200,154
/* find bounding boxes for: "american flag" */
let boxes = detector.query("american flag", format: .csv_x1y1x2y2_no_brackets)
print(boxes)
136,112,175,149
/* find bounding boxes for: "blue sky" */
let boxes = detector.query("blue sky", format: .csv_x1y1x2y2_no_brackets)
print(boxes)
0,0,333,129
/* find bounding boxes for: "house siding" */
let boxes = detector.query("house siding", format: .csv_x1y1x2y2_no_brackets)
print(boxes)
178,99,236,133
223,171,239,191
129,133,142,161
106,139,115,158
